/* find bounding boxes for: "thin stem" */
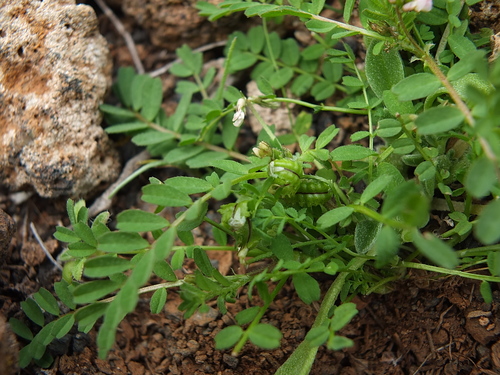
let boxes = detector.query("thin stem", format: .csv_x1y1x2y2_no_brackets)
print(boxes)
100,280,184,303
261,97,368,115
394,8,477,127
401,261,500,283
309,13,388,41
134,111,250,162
216,37,238,102
193,72,209,99
247,102,278,142
232,276,289,354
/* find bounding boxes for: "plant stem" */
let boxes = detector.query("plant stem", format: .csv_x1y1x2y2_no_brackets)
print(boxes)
275,253,370,375
216,37,238,102
232,276,289,355
247,102,278,142
262,97,368,115
400,261,500,283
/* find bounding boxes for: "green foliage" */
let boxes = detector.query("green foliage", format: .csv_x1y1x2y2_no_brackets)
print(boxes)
16,0,500,373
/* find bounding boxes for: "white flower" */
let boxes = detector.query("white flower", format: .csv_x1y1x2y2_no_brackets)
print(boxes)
402,0,433,12
232,98,247,127
228,207,246,230
268,161,284,178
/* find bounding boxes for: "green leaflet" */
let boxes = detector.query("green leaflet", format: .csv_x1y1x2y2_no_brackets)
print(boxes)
365,40,404,98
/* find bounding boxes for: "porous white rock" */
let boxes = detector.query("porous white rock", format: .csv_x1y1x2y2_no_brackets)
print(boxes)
0,0,119,198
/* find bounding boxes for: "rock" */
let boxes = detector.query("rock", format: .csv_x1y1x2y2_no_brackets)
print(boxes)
0,314,18,375
0,208,15,265
121,0,244,51
0,0,120,198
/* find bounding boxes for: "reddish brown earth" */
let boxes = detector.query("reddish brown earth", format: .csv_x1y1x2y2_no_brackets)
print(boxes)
1,1,500,374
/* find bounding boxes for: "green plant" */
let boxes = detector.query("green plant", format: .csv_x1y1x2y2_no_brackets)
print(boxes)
12,0,500,373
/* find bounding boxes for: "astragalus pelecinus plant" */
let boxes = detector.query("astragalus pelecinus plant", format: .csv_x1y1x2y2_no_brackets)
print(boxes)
12,0,500,373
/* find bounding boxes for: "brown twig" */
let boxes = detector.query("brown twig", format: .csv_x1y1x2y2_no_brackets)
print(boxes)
94,0,145,74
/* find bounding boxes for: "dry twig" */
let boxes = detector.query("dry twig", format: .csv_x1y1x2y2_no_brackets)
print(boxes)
149,40,228,77
29,222,63,271
94,0,145,74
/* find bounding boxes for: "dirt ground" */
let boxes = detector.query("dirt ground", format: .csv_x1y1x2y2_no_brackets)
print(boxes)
1,1,500,374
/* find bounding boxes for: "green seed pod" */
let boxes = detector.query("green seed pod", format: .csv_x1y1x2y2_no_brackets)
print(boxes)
268,158,303,197
292,176,333,207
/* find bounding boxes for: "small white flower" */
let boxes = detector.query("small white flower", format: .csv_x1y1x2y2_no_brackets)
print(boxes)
402,0,432,12
232,98,247,127
228,207,246,230
268,161,284,178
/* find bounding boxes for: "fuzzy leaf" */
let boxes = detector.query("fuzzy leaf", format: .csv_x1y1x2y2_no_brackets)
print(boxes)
97,232,149,253
392,73,441,101
9,318,33,340
464,157,497,198
316,126,339,149
51,314,75,339
84,256,132,278
194,248,214,276
150,288,167,314
54,280,76,309
415,106,464,135
140,77,163,121
355,220,382,254
475,200,500,245
74,303,108,332
375,226,401,268
330,303,358,331
317,207,354,229
248,323,282,349
141,184,192,207
34,288,60,316
210,160,249,175
73,280,121,304
21,298,45,327
365,41,404,98
413,231,458,269
117,210,170,232
360,175,391,204
330,145,377,161
235,306,260,326
215,325,243,349
293,273,320,305
153,260,177,281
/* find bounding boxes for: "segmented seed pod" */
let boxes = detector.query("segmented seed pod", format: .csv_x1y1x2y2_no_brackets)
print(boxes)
292,176,333,207
268,158,303,196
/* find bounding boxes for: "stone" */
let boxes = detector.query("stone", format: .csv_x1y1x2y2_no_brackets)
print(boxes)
0,314,18,375
0,208,15,265
0,0,120,198
121,0,244,51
